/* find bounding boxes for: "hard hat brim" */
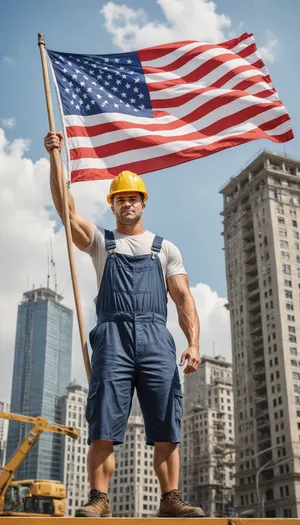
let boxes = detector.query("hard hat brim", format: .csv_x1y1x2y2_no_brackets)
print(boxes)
107,189,148,205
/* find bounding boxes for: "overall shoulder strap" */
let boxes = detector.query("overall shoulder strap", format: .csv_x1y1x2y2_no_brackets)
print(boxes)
151,235,164,254
104,229,116,251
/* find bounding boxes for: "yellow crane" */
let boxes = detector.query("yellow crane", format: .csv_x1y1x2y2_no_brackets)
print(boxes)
0,412,79,517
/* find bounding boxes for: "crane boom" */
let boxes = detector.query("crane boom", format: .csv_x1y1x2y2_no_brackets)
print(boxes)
0,412,79,513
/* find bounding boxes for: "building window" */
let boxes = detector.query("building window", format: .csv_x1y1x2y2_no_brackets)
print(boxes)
290,347,298,355
280,240,289,248
279,229,288,237
293,220,298,228
283,264,291,274
294,231,300,240
286,303,294,310
278,217,285,224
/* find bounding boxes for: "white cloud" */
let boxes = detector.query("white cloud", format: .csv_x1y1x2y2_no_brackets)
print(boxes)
0,128,110,401
168,283,232,374
3,56,13,65
2,118,16,129
259,30,279,64
0,128,231,404
100,0,231,51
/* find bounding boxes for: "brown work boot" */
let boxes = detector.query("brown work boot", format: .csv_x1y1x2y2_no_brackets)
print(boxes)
75,489,112,517
158,489,205,518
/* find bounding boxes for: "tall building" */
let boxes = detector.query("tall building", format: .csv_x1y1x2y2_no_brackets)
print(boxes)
61,381,89,517
0,401,10,467
109,413,161,517
6,287,73,481
181,355,235,517
221,151,300,518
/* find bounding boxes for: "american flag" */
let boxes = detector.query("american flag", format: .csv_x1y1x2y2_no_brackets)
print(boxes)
47,33,293,183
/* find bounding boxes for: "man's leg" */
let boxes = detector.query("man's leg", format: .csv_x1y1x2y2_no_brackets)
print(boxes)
88,440,115,492
153,442,179,493
75,440,114,517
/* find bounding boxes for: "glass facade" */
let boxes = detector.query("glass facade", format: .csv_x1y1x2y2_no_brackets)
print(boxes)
6,287,73,481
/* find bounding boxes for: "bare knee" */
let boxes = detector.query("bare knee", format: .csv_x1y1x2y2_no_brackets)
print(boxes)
154,442,178,458
89,440,114,453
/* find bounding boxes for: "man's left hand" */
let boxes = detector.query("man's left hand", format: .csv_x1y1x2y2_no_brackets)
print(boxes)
179,344,201,374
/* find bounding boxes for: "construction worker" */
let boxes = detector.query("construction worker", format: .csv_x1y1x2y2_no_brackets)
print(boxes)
44,131,204,519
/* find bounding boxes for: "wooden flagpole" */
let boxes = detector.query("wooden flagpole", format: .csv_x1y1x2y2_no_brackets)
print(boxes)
38,33,91,383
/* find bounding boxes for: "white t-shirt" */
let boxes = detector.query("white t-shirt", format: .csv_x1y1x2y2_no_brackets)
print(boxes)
84,224,187,290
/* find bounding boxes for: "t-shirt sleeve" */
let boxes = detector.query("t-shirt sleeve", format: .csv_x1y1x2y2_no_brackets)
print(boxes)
164,240,187,279
83,224,105,259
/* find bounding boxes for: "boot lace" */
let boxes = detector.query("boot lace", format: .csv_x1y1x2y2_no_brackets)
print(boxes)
85,491,106,508
167,490,191,508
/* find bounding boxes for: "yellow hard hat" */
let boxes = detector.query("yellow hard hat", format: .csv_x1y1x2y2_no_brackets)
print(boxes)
107,171,148,204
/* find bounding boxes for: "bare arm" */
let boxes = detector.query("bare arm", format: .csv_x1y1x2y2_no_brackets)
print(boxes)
167,274,201,374
45,131,93,251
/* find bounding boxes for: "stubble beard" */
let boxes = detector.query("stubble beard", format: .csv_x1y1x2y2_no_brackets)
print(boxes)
117,209,143,226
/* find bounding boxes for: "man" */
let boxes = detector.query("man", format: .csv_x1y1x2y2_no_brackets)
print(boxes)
44,131,204,518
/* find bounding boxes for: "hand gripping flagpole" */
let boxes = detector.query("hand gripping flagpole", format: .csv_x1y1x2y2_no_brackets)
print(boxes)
38,33,91,383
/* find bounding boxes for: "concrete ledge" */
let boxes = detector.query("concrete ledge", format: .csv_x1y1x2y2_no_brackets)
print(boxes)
0,518,300,524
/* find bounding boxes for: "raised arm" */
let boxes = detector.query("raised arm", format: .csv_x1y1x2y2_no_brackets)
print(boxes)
167,274,201,374
44,131,93,251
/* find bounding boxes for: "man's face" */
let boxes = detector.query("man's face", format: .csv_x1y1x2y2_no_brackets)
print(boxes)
111,191,145,225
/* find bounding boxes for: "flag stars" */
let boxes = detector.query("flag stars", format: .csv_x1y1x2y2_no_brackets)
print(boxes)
86,104,91,110
96,94,102,99
104,58,109,63
112,86,118,92
114,103,120,108
130,98,136,103
134,77,140,83
63,68,68,73
116,79,122,85
89,69,95,75
75,104,80,110
87,87,92,92
133,86,139,93
127,59,133,64
65,87,70,93
125,83,130,89
107,74,113,80
138,93,144,99
80,81,85,87
67,61,72,66
121,92,127,98
114,58,120,63
122,74,127,79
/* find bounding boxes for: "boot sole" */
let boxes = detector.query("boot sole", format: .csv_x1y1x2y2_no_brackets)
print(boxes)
158,513,205,518
75,511,112,518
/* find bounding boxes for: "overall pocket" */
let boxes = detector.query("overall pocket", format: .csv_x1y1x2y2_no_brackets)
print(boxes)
174,388,183,427
85,381,100,424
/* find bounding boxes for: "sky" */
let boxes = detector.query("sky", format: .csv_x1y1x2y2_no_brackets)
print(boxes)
0,0,299,402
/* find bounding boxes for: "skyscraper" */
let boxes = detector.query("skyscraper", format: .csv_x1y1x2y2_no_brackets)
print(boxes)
60,381,89,517
181,355,235,517
6,287,73,481
109,413,161,517
0,401,10,467
221,151,300,518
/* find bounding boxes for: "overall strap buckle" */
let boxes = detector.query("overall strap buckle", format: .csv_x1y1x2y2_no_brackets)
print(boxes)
104,229,117,258
151,235,164,259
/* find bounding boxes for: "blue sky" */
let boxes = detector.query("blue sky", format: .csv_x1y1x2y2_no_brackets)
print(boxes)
0,0,300,399
1,0,299,296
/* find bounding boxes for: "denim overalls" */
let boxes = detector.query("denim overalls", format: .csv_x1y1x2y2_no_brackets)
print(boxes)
86,230,183,445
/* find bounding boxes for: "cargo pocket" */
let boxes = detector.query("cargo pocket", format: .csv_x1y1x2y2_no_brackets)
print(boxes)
174,388,183,427
85,381,100,424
